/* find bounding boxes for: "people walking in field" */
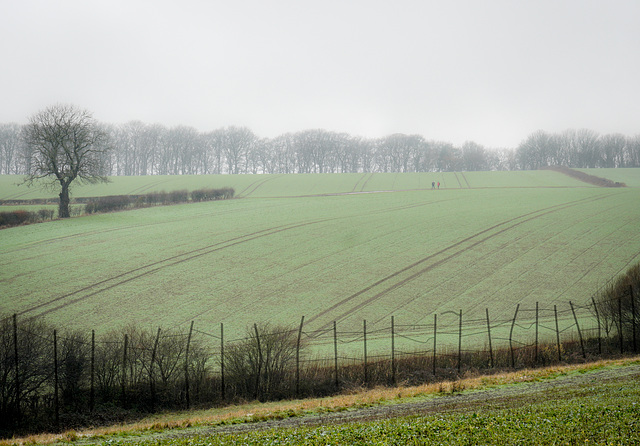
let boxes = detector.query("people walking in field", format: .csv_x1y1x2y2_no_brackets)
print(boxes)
432,181,435,189
437,181,440,189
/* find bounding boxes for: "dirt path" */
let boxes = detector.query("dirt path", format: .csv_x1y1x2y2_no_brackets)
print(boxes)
151,363,640,441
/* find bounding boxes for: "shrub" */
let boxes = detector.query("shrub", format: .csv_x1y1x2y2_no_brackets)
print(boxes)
593,262,640,341
191,187,235,202
85,195,132,214
224,323,301,401
0,210,35,228
167,190,189,204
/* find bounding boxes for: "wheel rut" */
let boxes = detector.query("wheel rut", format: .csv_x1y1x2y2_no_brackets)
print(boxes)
305,193,613,331
19,196,455,320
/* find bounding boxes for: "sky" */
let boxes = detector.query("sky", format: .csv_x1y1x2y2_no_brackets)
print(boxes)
1,0,639,148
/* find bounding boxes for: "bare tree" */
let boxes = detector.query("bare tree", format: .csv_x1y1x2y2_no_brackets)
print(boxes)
0,123,24,174
21,104,110,218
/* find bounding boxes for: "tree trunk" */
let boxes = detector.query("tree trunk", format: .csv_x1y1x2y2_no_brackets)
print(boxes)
59,182,71,218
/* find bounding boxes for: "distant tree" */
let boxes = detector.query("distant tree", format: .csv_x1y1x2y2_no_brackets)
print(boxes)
0,123,24,174
21,104,110,218
461,141,488,171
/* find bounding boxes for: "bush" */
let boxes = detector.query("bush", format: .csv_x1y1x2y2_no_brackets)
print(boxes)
191,187,235,202
593,262,640,340
85,195,132,214
224,323,301,401
0,210,35,227
167,190,189,204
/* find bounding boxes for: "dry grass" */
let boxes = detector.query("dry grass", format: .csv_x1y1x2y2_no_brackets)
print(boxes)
4,356,638,446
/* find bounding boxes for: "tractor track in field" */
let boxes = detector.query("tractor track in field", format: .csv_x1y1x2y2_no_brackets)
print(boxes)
359,173,375,192
453,172,463,189
16,222,315,319
237,175,283,197
350,173,370,193
17,196,460,320
459,172,471,188
305,193,614,331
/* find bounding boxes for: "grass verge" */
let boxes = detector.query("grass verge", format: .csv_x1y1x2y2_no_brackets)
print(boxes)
4,356,639,445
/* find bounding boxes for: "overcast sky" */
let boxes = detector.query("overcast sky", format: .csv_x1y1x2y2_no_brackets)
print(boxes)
2,0,639,148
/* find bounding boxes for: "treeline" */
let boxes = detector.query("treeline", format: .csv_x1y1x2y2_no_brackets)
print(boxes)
2,122,639,176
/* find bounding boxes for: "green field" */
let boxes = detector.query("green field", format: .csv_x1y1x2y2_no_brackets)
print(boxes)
1,170,640,353
113,370,640,446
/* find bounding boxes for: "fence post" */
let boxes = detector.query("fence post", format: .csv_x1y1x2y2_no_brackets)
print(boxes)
432,314,437,376
185,321,194,409
591,297,601,354
631,285,637,353
570,301,586,359
391,316,396,385
220,323,225,401
150,328,161,411
333,321,339,390
618,294,624,354
554,305,562,362
509,304,520,368
296,316,304,397
254,323,262,401
53,329,60,430
485,308,493,368
363,320,368,386
13,314,20,423
90,330,95,412
535,302,539,363
457,310,463,374
122,333,128,407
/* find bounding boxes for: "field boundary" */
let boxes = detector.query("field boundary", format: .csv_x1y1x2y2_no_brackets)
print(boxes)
544,165,626,187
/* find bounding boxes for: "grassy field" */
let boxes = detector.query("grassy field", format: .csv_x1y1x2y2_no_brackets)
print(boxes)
1,170,640,353
0,168,605,202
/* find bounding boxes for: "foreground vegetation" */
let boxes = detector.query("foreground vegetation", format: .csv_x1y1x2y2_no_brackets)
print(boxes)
4,357,639,445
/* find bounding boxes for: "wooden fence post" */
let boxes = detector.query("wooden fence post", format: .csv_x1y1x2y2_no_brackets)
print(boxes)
591,296,602,355
485,308,493,368
333,321,339,389
554,305,562,362
90,330,95,412
220,323,225,401
296,316,304,397
618,294,624,354
391,316,396,385
631,285,637,353
457,309,463,374
509,304,520,368
122,334,128,407
570,301,585,359
432,314,437,376
363,320,368,386
150,328,161,411
535,302,539,363
254,323,262,401
185,321,194,409
53,329,60,430
13,314,20,422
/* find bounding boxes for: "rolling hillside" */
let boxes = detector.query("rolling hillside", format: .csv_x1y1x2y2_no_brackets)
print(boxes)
1,170,639,351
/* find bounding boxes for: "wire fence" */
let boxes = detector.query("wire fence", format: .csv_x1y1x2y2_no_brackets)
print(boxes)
1,292,638,436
